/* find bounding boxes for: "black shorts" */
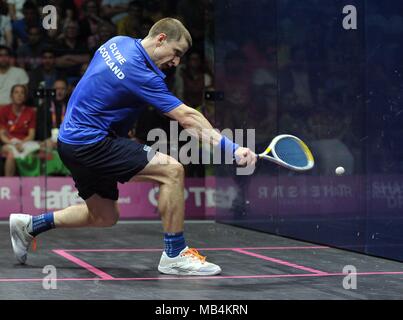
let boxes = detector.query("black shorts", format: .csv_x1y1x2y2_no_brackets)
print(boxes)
57,136,154,201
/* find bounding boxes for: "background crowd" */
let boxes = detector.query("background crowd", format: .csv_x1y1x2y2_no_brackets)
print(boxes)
0,0,213,177
1,0,401,178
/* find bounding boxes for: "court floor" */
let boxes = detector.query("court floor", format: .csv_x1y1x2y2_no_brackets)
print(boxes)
1,220,403,299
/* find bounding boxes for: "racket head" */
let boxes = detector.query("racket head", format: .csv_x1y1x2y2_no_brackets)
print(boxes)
260,134,314,171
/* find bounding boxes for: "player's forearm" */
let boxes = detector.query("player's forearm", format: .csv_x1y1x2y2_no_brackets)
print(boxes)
167,104,239,154
177,107,222,147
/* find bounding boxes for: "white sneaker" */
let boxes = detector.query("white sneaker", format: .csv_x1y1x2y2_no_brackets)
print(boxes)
158,246,222,276
9,214,34,264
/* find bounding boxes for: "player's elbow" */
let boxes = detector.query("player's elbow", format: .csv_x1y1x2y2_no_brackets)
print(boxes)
179,115,196,130
166,104,197,127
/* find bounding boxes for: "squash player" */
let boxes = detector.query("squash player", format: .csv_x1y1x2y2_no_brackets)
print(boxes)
9,18,256,276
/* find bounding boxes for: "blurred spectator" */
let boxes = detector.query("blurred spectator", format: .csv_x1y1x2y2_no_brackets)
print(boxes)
203,0,214,75
138,17,153,38
176,0,204,50
34,78,70,176
174,51,212,108
28,48,64,101
279,46,315,109
0,1,13,47
35,78,67,142
7,0,25,21
142,0,165,23
0,45,29,106
79,0,104,41
216,50,253,129
11,0,40,47
79,61,88,76
116,0,143,37
66,78,78,97
251,83,278,144
100,0,131,24
0,84,38,176
39,0,75,47
36,0,75,20
16,26,46,70
88,21,116,53
306,108,355,175
55,20,90,78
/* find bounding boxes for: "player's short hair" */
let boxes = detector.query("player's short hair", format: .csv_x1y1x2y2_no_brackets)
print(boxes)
147,18,192,48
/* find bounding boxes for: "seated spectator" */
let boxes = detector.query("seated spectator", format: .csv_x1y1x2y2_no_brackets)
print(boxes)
34,78,69,175
0,45,29,106
28,48,64,102
116,0,143,37
11,0,40,47
138,17,153,38
16,25,47,71
174,51,212,108
142,0,165,23
0,84,38,176
7,0,25,21
40,0,72,47
36,78,67,142
55,20,91,78
79,61,88,76
88,21,116,53
0,1,13,47
100,0,131,24
79,0,104,41
65,76,79,97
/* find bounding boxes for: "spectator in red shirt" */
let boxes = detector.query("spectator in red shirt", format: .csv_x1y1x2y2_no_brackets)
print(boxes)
0,84,38,176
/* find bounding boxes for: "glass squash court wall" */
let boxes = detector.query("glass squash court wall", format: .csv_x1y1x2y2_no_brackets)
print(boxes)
214,0,403,261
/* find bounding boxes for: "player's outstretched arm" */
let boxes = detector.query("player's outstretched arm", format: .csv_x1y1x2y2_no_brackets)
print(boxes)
165,104,256,167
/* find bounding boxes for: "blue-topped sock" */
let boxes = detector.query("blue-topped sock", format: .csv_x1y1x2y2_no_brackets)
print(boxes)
164,232,186,258
29,212,55,237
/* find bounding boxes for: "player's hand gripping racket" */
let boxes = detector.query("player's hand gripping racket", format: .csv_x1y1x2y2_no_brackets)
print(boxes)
257,134,314,171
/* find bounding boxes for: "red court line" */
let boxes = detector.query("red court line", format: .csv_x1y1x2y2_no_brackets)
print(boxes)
2,271,403,283
61,246,329,252
108,271,403,281
53,250,114,280
0,278,98,282
232,248,328,275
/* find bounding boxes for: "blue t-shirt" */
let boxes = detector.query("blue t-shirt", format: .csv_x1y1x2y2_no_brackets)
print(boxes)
58,36,182,145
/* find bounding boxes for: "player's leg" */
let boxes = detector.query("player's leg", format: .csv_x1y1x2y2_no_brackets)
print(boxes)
131,152,221,276
9,195,119,264
130,151,185,233
53,194,119,228
10,137,122,264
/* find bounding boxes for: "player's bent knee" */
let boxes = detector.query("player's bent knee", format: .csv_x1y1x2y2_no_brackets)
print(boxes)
165,162,185,184
88,208,119,227
91,214,119,227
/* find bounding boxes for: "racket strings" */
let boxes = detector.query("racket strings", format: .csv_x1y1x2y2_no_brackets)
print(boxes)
274,138,309,167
